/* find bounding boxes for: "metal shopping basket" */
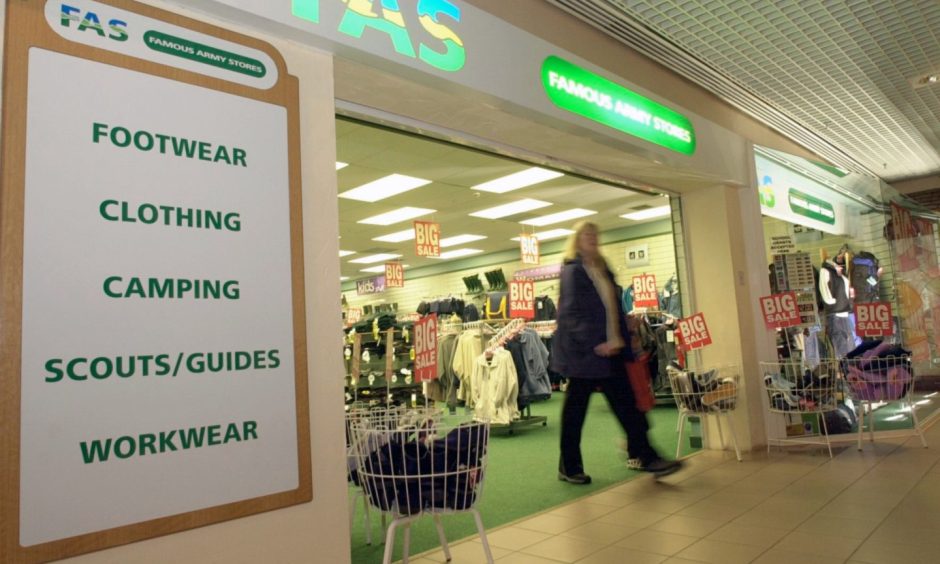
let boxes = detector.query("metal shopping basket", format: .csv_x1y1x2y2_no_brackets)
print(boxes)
349,412,493,564
667,363,742,461
760,358,840,458
841,352,928,450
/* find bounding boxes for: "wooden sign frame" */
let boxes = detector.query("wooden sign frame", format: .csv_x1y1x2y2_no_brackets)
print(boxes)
0,1,310,561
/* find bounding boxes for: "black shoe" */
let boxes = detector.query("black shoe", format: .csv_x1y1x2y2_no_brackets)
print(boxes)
558,472,592,485
642,458,683,477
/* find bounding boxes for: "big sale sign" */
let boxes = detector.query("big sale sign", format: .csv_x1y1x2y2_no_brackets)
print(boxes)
632,274,658,309
759,292,800,329
385,262,404,288
677,313,712,350
509,280,535,319
414,314,438,381
519,234,540,265
414,220,440,257
855,302,893,337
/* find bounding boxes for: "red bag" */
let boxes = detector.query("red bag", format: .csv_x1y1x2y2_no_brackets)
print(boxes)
625,352,655,412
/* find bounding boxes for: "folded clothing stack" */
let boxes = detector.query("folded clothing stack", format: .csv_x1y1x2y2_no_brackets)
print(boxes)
668,364,737,412
763,365,833,412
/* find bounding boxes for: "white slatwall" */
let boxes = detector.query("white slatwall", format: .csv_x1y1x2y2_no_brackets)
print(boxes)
344,231,679,315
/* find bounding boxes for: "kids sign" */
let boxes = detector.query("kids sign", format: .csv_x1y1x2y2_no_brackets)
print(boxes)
677,313,712,350
414,220,440,257
520,234,540,265
385,262,404,288
509,280,535,319
855,302,894,337
759,292,800,329
414,314,438,382
632,274,658,308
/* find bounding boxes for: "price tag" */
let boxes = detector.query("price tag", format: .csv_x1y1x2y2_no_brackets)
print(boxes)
509,280,535,319
385,262,404,288
855,302,894,337
414,314,439,381
759,292,800,329
414,220,440,257
632,274,658,308
676,312,712,350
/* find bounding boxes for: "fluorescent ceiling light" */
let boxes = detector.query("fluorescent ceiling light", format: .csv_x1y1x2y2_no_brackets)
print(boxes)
471,167,563,194
439,234,487,247
348,253,402,264
470,199,552,220
339,174,431,202
511,228,574,242
340,276,350,281
372,229,415,243
335,162,349,170
520,208,596,227
358,207,436,225
620,205,671,221
338,250,356,257
359,264,409,273
432,248,484,260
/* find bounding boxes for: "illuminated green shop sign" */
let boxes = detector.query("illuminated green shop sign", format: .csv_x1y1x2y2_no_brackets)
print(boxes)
541,56,696,155
788,188,835,225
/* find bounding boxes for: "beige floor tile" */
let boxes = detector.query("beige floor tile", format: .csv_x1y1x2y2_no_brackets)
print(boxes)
865,524,940,547
730,507,809,529
625,496,698,514
584,489,644,507
574,546,666,564
596,508,670,528
815,499,896,520
674,538,766,564
614,529,699,556
661,558,713,564
850,539,940,564
705,523,789,548
700,490,769,510
795,514,881,539
476,527,554,551
777,531,864,560
751,547,843,564
496,552,569,564
420,540,512,563
676,500,748,521
514,513,587,535
548,500,619,520
561,522,641,545
648,514,724,537
520,535,602,563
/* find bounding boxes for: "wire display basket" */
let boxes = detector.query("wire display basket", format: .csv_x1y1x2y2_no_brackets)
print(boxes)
841,353,927,450
760,359,840,457
349,412,494,564
667,363,741,461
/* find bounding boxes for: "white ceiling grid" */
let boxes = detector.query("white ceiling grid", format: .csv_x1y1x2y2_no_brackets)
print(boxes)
547,0,940,182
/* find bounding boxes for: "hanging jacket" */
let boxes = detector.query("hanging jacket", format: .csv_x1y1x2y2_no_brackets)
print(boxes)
820,260,851,314
451,331,484,406
470,349,519,425
517,328,552,402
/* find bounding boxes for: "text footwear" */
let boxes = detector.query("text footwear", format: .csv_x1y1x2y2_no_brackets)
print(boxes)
643,458,683,477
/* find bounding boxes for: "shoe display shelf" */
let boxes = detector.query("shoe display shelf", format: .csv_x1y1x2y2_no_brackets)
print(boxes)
761,358,840,458
841,353,928,450
667,363,742,461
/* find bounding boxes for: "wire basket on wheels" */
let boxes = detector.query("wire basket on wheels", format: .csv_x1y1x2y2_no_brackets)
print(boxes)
841,349,927,450
349,412,493,564
761,358,840,458
667,363,742,461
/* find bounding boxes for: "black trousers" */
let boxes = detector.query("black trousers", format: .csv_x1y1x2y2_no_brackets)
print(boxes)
559,371,658,475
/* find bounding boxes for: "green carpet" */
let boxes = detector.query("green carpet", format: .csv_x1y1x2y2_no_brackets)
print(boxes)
349,396,685,564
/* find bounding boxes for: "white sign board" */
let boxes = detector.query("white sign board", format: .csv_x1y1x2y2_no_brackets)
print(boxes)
19,49,298,546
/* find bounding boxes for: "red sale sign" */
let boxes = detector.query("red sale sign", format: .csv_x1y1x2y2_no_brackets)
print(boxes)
520,234,540,265
414,314,438,381
759,292,800,329
509,280,535,319
677,313,712,350
632,274,658,309
855,302,893,337
385,262,404,288
414,220,440,257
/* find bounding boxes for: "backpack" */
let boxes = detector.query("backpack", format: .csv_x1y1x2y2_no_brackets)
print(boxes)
849,251,880,303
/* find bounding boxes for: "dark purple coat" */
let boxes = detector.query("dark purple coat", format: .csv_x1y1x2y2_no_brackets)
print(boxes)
551,256,633,379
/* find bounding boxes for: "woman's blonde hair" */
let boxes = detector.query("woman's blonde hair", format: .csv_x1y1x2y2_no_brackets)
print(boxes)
563,221,606,266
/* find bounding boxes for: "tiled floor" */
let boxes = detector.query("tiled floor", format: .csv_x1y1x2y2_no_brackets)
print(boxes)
405,420,940,564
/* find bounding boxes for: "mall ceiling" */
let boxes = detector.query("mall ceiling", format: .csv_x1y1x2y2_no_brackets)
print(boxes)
548,0,940,184
336,119,668,280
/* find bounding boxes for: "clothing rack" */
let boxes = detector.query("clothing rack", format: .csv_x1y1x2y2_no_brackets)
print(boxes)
481,318,549,435
485,318,526,353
